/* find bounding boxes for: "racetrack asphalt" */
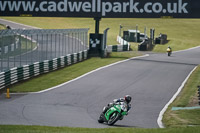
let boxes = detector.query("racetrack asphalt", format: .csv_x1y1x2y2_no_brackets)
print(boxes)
0,19,200,128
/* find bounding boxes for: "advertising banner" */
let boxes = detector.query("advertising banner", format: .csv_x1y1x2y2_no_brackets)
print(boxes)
0,0,200,18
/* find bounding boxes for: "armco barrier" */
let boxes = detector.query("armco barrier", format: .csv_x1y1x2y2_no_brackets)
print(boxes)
117,35,130,46
0,50,88,90
106,36,130,52
107,44,129,52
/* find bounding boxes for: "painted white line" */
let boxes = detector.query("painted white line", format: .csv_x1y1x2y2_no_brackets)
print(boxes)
0,18,41,29
157,66,198,128
174,46,200,53
23,54,148,94
8,54,149,95
4,92,33,95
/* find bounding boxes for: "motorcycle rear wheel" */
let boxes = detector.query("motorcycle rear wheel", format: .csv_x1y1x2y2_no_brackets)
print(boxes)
98,113,104,123
168,52,171,56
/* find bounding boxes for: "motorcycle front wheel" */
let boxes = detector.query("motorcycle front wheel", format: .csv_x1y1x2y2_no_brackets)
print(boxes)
107,111,120,126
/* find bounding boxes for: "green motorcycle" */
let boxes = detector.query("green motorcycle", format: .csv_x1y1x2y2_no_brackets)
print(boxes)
98,102,128,125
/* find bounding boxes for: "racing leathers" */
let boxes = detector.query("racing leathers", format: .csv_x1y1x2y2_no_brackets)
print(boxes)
102,98,131,118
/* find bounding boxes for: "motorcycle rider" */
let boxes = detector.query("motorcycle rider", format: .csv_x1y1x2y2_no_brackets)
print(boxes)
167,46,172,52
102,95,132,116
166,46,172,56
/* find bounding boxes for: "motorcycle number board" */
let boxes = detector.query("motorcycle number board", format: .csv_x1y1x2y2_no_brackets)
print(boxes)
0,0,200,18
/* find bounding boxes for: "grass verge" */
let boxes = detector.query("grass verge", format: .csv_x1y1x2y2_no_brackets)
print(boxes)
163,65,200,127
0,125,200,133
0,24,6,30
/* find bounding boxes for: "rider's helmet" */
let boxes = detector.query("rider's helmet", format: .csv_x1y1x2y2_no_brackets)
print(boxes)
124,95,132,104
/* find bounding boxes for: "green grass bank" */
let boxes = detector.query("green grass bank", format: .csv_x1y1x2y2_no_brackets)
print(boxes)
0,24,6,29
163,65,200,127
1,17,200,52
0,125,200,133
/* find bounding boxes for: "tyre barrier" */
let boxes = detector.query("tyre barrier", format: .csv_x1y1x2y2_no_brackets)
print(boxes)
198,86,200,105
0,50,88,90
138,38,154,51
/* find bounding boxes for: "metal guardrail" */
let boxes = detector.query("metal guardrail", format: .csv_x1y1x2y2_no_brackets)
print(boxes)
0,50,88,90
0,28,89,90
0,28,89,72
